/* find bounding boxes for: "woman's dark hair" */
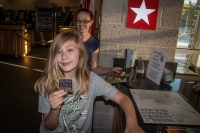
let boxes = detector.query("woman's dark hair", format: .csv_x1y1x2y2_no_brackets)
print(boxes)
75,8,93,20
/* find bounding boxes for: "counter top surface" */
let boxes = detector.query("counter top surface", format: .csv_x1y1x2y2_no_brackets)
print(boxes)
115,73,200,133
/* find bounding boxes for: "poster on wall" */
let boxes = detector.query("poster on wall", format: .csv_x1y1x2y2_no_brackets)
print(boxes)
126,0,159,30
146,48,168,85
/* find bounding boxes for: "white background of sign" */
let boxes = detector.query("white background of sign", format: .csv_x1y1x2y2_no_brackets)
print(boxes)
146,48,168,85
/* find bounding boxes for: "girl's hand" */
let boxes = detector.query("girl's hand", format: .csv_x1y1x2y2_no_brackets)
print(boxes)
124,124,145,133
111,67,123,73
192,83,200,91
49,90,67,110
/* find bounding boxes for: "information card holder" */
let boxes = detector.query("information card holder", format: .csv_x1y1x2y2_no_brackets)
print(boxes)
146,48,168,85
124,49,137,68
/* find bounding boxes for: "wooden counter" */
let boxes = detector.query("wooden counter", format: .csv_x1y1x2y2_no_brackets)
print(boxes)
0,24,31,57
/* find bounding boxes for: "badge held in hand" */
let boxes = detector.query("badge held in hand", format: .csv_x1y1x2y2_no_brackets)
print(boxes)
59,79,73,93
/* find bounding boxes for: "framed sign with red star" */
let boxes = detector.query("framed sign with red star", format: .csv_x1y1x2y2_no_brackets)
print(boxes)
126,0,159,30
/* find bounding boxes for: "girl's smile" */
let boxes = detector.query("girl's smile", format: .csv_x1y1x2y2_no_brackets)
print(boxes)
61,62,71,66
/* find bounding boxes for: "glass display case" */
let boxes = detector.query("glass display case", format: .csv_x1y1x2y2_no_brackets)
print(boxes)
55,7,69,34
56,12,67,34
34,3,57,45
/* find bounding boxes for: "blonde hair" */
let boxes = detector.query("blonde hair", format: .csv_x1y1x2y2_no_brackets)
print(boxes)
34,32,90,98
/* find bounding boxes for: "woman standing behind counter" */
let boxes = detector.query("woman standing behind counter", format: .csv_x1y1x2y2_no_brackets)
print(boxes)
74,8,122,75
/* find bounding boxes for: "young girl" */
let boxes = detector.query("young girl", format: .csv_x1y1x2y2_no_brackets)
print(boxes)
34,32,144,133
74,8,122,75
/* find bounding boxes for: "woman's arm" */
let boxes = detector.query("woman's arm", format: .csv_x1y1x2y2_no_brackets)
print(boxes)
43,90,67,131
111,91,144,133
91,49,122,75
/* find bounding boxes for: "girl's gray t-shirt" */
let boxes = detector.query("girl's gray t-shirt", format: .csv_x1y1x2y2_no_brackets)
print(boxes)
38,72,118,133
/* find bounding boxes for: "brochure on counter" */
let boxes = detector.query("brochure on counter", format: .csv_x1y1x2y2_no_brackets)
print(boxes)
105,67,136,84
124,49,137,68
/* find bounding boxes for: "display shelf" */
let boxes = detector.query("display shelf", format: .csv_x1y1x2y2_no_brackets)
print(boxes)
56,12,67,34
34,2,57,45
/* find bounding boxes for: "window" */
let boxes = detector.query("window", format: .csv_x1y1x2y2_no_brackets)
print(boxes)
175,0,200,70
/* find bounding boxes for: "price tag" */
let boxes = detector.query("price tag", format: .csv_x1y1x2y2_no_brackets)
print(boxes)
59,79,73,93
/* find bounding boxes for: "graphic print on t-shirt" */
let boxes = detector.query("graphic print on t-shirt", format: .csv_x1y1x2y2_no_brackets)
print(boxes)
60,93,88,133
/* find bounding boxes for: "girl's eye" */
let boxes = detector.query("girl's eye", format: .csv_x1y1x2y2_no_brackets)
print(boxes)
67,49,73,53
58,51,61,54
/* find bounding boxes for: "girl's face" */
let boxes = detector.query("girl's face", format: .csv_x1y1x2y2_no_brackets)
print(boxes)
56,40,79,77
76,11,93,33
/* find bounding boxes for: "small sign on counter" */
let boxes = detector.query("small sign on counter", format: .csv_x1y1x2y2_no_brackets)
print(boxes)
146,48,168,85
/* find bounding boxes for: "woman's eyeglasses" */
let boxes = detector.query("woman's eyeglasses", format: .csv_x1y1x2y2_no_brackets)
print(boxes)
75,20,92,25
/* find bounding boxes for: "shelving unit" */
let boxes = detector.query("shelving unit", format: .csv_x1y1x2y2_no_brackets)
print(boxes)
55,7,69,34
34,3,57,45
37,8,53,32
56,11,67,34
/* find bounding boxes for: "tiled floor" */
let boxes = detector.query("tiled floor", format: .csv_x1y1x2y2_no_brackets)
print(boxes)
0,46,49,133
